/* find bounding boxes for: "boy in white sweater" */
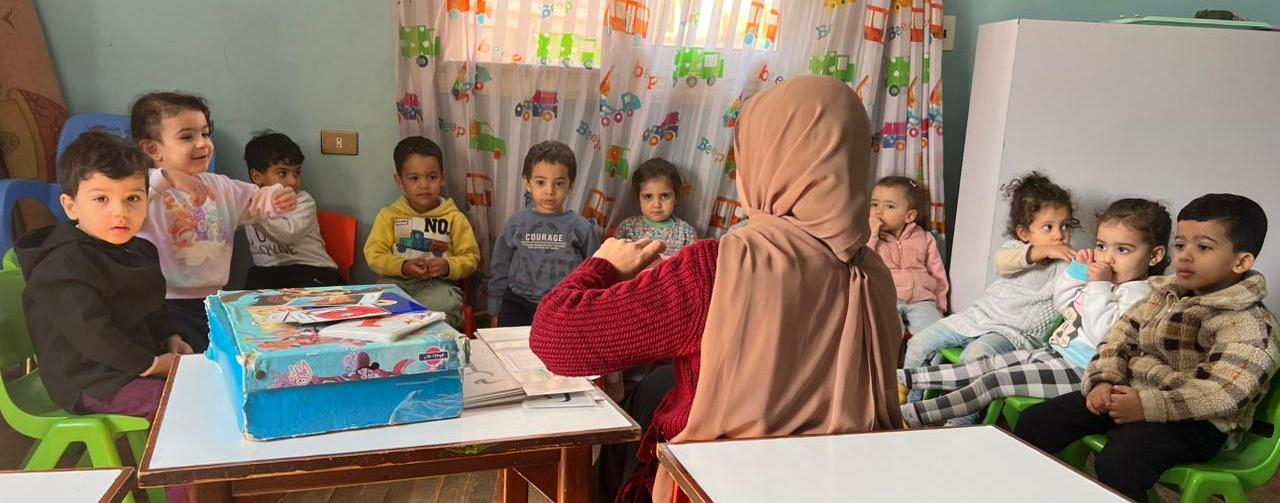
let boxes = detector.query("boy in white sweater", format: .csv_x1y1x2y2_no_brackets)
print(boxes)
242,131,342,289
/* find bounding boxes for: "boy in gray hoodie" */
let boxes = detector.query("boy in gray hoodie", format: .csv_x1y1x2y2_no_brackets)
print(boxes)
488,140,599,327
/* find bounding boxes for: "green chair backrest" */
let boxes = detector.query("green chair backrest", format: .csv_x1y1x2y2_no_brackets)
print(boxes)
3,248,18,270
0,265,34,370
1234,368,1280,488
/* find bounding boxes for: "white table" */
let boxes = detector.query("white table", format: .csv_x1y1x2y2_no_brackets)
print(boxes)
0,467,134,503
658,426,1127,502
138,355,640,502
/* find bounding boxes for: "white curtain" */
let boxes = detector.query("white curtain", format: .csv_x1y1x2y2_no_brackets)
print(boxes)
393,0,945,306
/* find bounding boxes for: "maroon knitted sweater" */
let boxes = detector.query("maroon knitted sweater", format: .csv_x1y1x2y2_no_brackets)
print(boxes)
530,239,719,501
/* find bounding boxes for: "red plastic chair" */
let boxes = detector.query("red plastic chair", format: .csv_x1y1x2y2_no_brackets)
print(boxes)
456,277,476,337
316,210,357,283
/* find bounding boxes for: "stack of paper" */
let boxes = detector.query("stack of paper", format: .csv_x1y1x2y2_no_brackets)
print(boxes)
253,288,448,342
318,311,448,342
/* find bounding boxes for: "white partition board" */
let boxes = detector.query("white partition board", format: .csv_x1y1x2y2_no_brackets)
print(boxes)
953,19,1280,312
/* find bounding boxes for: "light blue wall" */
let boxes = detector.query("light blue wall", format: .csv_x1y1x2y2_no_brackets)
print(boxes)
34,0,399,284
942,0,1280,256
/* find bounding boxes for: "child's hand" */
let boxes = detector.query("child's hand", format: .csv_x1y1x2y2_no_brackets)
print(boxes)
1074,248,1094,264
869,215,884,236
144,354,178,379
162,168,213,206
424,258,450,279
166,335,194,355
593,238,666,279
401,259,429,279
1108,385,1145,424
1032,244,1075,263
272,187,298,213
1087,261,1114,283
1086,383,1113,414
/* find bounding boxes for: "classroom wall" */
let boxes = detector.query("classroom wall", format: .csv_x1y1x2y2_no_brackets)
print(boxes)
34,0,399,285
941,0,1280,258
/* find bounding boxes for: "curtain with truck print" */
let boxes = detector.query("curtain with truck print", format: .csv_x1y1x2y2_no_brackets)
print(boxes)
393,0,945,310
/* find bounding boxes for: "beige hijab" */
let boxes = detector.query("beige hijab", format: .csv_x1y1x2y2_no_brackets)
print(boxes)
655,76,903,502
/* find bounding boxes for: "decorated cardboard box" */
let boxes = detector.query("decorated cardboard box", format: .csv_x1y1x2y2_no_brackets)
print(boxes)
205,285,463,440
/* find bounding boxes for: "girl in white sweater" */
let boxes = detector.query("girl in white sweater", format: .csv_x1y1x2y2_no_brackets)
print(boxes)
901,172,1077,424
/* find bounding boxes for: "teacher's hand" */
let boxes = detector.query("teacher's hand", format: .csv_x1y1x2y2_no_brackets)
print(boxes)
593,238,666,279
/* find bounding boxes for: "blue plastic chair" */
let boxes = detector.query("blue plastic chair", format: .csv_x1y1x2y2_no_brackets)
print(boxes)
55,112,215,173
0,179,66,253
55,113,131,158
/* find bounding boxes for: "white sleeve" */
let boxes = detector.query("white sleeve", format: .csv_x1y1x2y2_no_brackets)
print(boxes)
1079,281,1152,347
202,174,268,225
254,192,316,245
1053,262,1087,313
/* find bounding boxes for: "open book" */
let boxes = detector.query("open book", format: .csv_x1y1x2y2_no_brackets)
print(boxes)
475,327,597,397
318,311,446,342
462,338,526,408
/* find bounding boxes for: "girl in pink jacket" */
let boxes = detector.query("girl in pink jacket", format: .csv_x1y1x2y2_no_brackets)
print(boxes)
869,176,950,335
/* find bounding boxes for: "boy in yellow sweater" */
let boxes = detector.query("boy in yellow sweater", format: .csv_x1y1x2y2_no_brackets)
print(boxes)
364,136,479,328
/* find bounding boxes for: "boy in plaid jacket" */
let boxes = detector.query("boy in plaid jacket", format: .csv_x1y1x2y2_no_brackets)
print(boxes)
1015,193,1280,501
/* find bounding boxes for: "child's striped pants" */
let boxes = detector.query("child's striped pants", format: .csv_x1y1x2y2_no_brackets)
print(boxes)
900,349,1083,427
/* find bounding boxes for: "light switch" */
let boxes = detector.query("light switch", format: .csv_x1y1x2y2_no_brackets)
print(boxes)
943,15,956,51
321,130,359,155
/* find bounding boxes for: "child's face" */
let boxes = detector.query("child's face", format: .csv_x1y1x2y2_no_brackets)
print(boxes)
1173,219,1253,295
1016,204,1072,247
59,173,148,245
143,110,213,175
251,163,301,192
1093,221,1164,284
869,185,916,234
524,161,571,214
395,154,444,213
639,178,676,223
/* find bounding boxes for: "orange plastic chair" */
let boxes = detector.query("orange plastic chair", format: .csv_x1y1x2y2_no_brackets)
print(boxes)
455,277,476,337
316,210,357,283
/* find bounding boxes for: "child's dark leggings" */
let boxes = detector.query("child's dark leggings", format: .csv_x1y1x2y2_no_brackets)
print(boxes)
165,298,209,353
1013,391,1226,501
497,289,539,327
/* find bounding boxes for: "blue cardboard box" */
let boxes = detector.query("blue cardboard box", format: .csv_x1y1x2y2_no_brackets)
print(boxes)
205,285,463,440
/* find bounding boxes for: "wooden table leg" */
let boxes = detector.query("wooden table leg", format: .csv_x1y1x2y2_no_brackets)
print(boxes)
515,463,559,500
556,446,591,503
189,481,231,502
501,468,529,503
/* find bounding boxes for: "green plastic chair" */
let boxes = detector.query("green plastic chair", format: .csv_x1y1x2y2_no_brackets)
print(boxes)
0,251,162,503
1068,370,1280,503
1000,395,1045,431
